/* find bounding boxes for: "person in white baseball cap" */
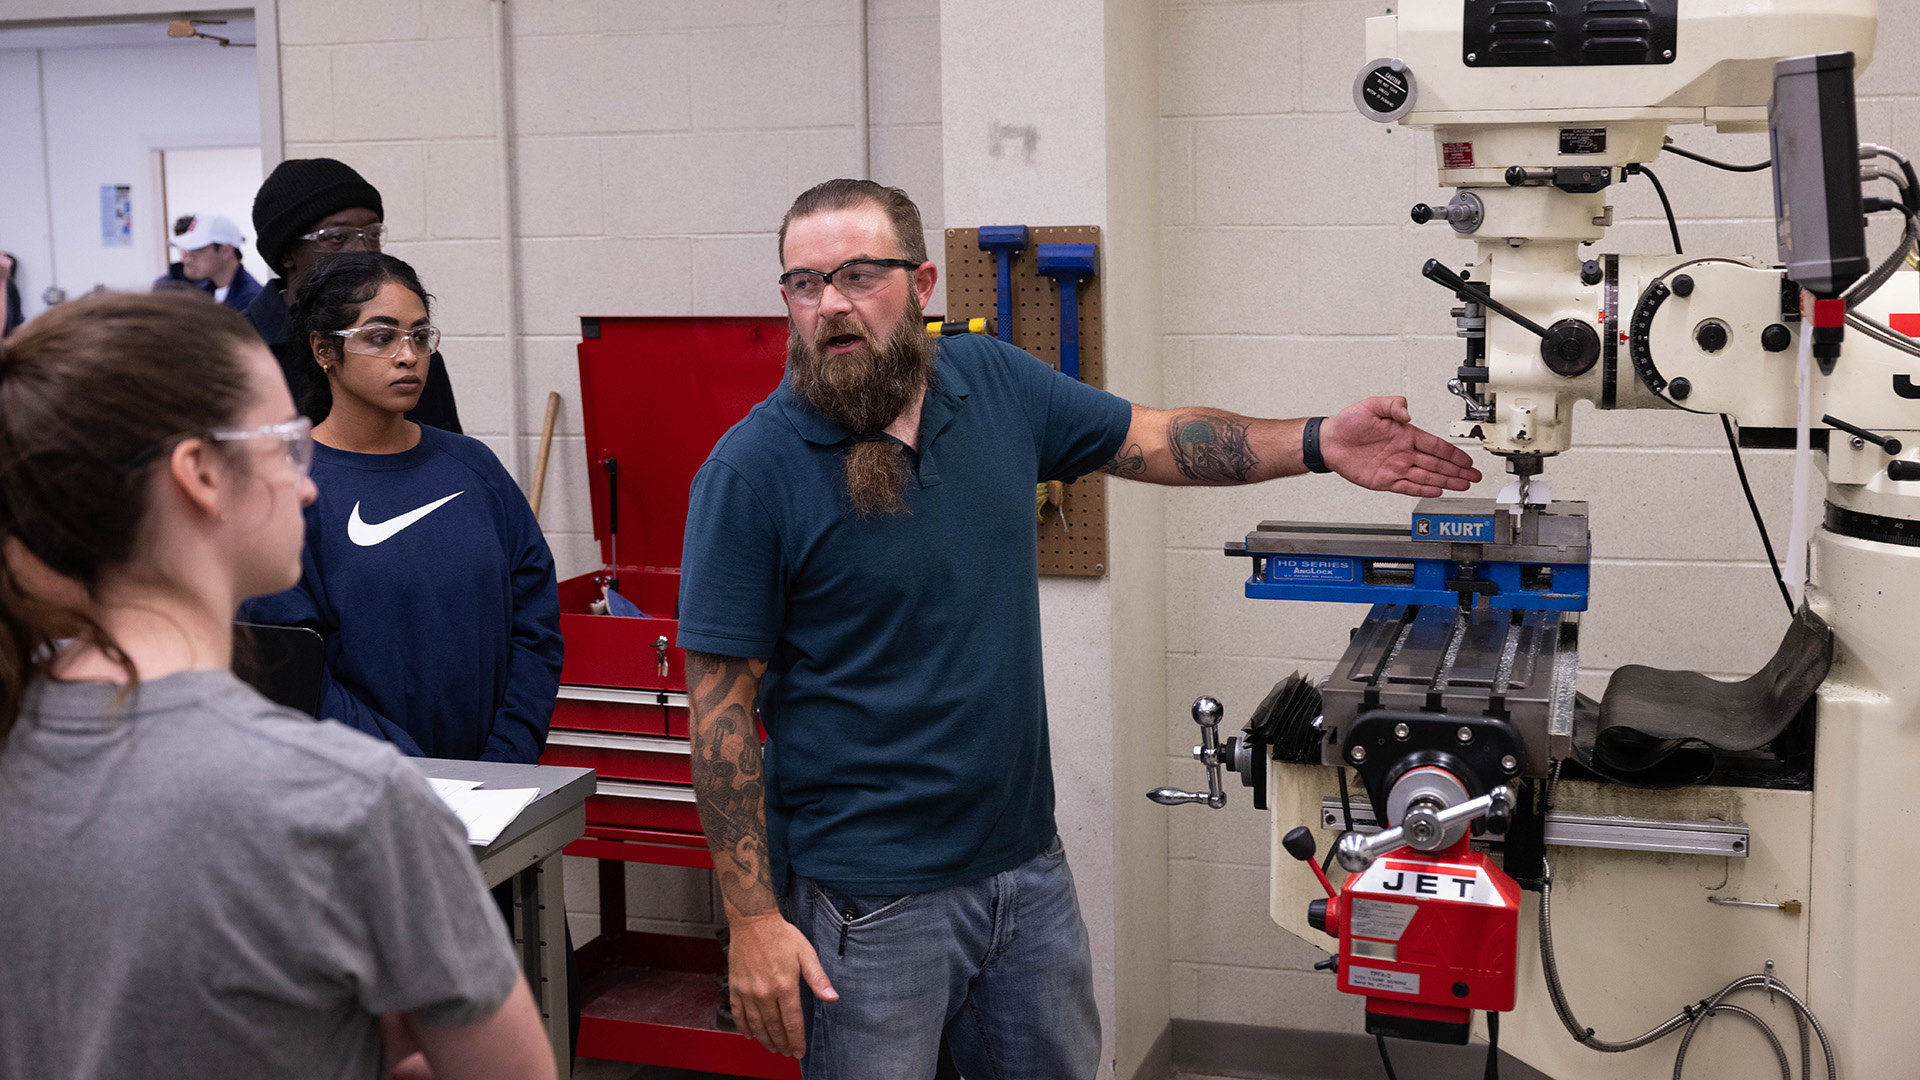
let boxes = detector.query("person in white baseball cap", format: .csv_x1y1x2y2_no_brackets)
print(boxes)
153,213,262,312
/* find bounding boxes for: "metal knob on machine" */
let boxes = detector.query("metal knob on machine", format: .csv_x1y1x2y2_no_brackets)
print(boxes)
1410,191,1484,234
1333,785,1514,873
1147,697,1230,809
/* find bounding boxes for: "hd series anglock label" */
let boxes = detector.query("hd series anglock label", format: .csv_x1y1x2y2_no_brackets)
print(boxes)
1352,859,1504,907
1347,966,1421,996
1412,514,1493,541
1265,557,1358,584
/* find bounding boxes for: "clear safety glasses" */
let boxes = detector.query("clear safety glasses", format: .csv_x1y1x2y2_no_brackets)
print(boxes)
208,417,315,478
330,324,441,359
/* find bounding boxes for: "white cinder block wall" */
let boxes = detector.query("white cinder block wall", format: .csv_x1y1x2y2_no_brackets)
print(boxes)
275,0,943,940
1157,0,1920,1041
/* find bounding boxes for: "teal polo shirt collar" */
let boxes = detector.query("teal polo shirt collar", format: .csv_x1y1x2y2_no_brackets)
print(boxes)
773,354,973,487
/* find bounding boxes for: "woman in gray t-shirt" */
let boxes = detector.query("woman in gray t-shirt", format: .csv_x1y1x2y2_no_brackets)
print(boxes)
0,292,554,1080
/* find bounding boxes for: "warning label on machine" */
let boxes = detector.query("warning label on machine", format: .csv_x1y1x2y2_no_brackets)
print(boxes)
1348,965,1421,996
1442,142,1474,169
1349,898,1419,941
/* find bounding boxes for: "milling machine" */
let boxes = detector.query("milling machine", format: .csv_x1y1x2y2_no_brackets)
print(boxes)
1150,3,1920,1076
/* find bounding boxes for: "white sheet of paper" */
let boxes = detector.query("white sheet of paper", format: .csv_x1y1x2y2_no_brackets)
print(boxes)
427,777,482,801
430,784,540,846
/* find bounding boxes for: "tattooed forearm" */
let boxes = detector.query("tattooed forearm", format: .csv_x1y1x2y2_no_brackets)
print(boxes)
685,650,777,918
1166,411,1259,483
1099,442,1147,479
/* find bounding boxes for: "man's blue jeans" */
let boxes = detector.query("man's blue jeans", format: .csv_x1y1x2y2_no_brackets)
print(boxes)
782,836,1101,1079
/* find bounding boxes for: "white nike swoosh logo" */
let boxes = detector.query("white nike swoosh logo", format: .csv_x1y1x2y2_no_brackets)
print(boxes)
347,492,464,547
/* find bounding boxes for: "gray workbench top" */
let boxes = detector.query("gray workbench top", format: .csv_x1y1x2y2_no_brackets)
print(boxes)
409,758,594,856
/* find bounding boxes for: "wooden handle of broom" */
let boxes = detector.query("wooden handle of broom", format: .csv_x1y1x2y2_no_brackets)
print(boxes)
529,391,561,520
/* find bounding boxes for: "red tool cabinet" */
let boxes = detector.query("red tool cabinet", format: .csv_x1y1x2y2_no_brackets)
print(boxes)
545,316,799,1078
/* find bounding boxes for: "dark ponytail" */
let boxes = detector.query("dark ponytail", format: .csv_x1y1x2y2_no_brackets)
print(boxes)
0,291,258,738
289,252,433,422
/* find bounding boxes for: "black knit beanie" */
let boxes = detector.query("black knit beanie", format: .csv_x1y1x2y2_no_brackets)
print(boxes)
252,158,384,275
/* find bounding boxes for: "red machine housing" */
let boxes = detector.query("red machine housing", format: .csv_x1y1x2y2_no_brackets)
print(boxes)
543,316,795,1078
1318,838,1522,1045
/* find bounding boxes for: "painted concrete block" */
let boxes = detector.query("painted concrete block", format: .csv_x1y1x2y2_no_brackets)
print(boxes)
599,0,786,31
518,335,588,435
511,32,692,135
1299,0,1388,115
279,48,335,144
518,236,693,335
788,129,863,196
1171,859,1332,970
1168,963,1364,1033
1161,119,1196,227
388,238,504,335
329,39,495,141
692,235,788,316
1161,227,1301,336
279,0,423,46
691,24,859,131
1194,115,1417,228
301,142,426,242
436,334,508,436
1158,4,1301,118
602,132,791,237
424,140,501,240
513,138,606,238
870,124,945,226
866,17,942,129
420,0,493,40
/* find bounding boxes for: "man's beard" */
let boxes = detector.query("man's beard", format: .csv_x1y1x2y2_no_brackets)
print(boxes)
787,299,936,519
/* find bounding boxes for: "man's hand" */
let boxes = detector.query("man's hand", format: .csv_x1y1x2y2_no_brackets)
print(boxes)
1322,396,1481,497
727,911,839,1057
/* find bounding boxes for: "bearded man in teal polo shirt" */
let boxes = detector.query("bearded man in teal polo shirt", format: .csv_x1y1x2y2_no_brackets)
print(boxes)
676,179,1481,1079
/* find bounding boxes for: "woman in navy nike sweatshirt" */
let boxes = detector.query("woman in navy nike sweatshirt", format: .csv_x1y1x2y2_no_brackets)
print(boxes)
241,253,562,763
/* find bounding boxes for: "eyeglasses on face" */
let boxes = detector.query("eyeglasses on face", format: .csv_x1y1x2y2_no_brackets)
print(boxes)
330,324,441,359
207,417,315,478
297,224,388,252
778,258,920,306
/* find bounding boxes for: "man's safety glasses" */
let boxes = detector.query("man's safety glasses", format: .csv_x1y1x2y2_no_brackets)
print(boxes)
208,417,315,478
778,258,921,306
297,224,388,252
330,324,441,359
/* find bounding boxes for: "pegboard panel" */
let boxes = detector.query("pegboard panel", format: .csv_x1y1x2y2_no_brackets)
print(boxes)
945,226,1109,577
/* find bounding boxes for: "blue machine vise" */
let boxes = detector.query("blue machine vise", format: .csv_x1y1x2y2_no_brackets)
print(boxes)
1224,498,1590,612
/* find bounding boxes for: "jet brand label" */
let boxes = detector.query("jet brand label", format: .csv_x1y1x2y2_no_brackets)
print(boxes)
1352,859,1504,907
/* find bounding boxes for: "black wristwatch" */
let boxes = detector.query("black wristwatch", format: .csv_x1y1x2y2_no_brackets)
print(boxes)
1302,416,1332,474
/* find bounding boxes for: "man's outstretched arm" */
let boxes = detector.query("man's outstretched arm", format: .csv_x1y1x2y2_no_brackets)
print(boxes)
1098,396,1481,496
684,650,837,1060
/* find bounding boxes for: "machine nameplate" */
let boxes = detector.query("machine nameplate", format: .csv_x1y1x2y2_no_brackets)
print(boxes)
1354,858,1503,906
1559,127,1607,154
1265,556,1359,583
1412,514,1493,541
1347,966,1419,996
1350,898,1419,941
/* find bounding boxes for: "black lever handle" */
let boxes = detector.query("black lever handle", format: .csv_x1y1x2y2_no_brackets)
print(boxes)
1422,259,1552,341
1890,460,1920,481
1821,414,1903,456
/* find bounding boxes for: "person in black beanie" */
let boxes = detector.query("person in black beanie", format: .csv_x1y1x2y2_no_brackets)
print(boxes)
243,157,461,433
